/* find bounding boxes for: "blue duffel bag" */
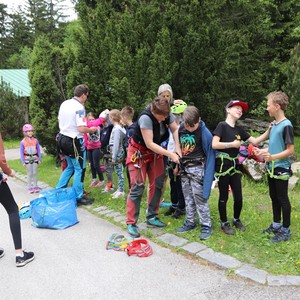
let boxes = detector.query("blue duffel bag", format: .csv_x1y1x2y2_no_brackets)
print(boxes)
30,187,78,230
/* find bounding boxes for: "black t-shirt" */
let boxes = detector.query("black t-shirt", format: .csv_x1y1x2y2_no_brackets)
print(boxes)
213,121,250,158
178,123,205,162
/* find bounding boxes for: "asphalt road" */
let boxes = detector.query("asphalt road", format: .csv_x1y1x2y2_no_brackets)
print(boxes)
0,149,300,299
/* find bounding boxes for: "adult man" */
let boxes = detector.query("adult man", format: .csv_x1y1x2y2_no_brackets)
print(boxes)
56,84,96,205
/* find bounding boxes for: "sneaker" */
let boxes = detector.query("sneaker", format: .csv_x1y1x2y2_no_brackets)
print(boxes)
89,180,97,187
263,224,281,235
16,251,35,267
200,226,212,240
33,187,40,193
270,228,291,243
233,219,246,231
28,188,34,194
102,182,114,193
0,248,4,258
221,222,235,235
112,191,125,199
146,217,167,228
83,190,91,197
176,221,196,233
95,181,105,187
172,208,185,219
127,224,140,238
77,196,94,206
164,206,176,216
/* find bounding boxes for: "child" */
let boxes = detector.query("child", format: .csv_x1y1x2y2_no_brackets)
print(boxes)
164,101,187,219
121,106,136,189
84,112,105,188
176,106,215,240
108,109,126,199
20,124,42,193
100,113,114,192
255,92,294,243
212,100,270,235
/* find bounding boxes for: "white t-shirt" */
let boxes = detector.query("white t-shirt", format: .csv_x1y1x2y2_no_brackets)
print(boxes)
58,98,87,138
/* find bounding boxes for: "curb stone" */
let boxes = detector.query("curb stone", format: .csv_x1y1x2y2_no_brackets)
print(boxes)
14,170,300,287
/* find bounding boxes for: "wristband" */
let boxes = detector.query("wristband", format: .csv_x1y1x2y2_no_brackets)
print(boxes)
225,143,229,149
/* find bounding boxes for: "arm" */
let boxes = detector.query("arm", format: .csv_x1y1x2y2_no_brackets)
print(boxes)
261,144,294,162
247,125,271,145
169,121,181,156
78,125,97,134
141,128,179,164
111,128,122,163
212,135,241,150
20,141,25,165
36,139,42,162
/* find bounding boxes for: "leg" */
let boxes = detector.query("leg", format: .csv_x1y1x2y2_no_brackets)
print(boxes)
230,173,243,220
218,174,230,223
56,155,75,189
93,148,104,181
87,149,97,180
25,164,33,189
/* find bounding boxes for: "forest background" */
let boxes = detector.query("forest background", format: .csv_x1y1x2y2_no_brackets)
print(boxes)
1,0,300,155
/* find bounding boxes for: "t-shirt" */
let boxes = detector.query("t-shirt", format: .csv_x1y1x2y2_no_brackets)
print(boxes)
138,113,175,139
213,121,250,158
58,98,87,139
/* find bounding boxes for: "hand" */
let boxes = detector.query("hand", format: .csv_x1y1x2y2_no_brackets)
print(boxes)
9,169,15,177
169,152,180,164
262,152,273,162
99,109,110,118
90,126,97,133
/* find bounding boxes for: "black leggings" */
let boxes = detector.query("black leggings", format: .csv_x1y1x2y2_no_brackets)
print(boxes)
87,148,104,181
218,172,243,223
0,182,22,249
267,176,291,228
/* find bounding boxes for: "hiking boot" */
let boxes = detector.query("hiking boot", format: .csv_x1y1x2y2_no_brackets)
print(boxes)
164,206,176,216
233,219,246,231
200,226,212,240
172,208,185,219
0,248,4,258
221,222,235,235
77,196,94,206
263,224,281,235
270,228,291,243
176,221,196,233
16,251,35,267
146,217,167,228
127,224,140,238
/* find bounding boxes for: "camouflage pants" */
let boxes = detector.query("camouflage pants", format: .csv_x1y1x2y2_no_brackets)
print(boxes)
181,164,211,227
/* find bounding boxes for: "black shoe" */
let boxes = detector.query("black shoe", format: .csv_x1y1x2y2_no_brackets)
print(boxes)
16,251,35,267
172,208,185,219
263,224,281,235
270,228,291,243
77,196,94,206
0,248,4,258
221,222,235,235
164,206,176,216
233,219,246,231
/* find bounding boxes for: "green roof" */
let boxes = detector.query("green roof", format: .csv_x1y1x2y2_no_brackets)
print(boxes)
0,69,31,97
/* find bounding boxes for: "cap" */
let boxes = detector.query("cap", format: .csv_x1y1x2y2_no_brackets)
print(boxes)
225,100,248,113
158,83,173,100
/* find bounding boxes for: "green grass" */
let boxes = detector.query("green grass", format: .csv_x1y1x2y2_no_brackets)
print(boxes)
3,138,20,149
6,136,300,276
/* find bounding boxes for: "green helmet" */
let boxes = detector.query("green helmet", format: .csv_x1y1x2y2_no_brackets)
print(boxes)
170,101,187,114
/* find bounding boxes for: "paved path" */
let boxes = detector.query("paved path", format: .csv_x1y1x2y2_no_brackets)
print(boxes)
1,148,300,299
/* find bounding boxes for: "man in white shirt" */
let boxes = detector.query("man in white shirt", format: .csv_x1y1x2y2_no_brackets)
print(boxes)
56,84,96,205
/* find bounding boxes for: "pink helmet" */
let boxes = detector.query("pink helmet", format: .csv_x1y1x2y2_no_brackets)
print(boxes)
22,124,34,132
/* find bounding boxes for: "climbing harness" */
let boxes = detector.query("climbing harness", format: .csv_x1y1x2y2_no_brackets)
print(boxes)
267,161,291,181
126,239,153,257
215,151,242,178
106,233,134,251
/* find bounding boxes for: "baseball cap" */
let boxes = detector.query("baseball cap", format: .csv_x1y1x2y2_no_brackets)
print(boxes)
225,100,248,113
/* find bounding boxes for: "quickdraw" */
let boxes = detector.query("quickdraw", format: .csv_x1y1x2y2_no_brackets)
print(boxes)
215,152,242,178
126,239,153,257
106,234,134,251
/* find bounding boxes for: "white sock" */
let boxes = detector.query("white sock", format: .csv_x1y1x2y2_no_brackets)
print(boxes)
16,251,24,257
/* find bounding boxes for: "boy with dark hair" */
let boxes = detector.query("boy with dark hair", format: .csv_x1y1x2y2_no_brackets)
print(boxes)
176,106,215,240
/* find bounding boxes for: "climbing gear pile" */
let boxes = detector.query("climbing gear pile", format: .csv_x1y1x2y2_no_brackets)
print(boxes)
106,234,153,257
